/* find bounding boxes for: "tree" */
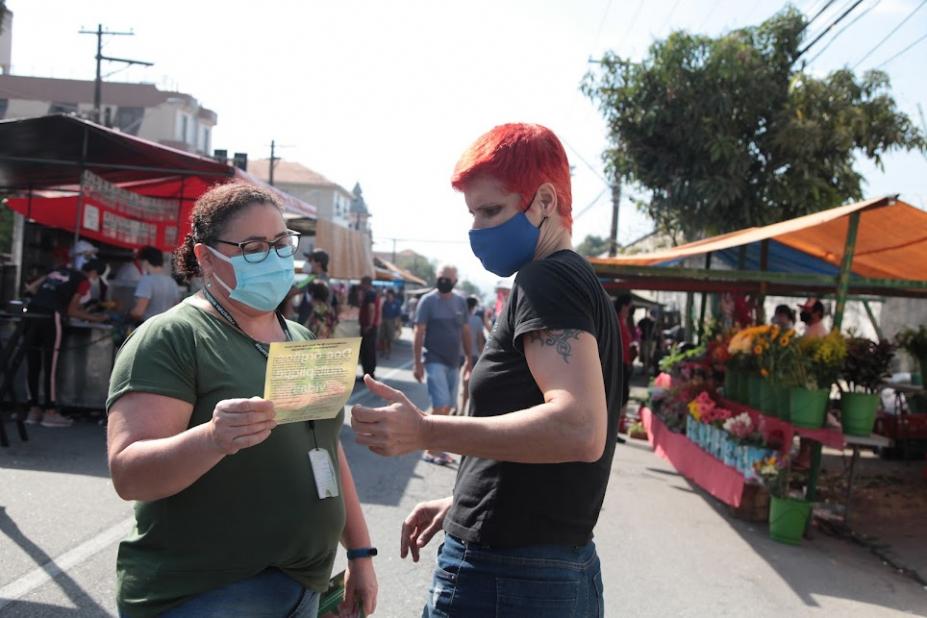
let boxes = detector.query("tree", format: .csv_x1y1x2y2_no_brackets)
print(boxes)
581,8,925,241
575,234,611,257
458,279,482,298
393,251,436,286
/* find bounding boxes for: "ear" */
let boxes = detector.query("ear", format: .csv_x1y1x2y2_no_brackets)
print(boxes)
530,183,558,218
193,243,214,277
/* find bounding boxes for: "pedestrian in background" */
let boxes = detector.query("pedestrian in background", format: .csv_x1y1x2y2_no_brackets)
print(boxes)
303,280,337,340
128,246,180,323
358,276,378,380
614,294,637,444
459,295,486,415
379,288,402,359
412,264,472,466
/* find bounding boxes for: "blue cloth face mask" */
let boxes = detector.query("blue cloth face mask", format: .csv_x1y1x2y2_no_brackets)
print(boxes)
208,246,295,312
469,211,542,277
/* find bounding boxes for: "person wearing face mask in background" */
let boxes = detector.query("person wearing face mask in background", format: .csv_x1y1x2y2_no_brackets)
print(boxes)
351,124,619,616
106,183,377,618
357,276,379,380
797,298,828,338
771,304,796,331
411,264,472,466
21,258,109,427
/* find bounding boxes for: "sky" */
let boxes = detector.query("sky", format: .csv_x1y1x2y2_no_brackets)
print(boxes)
7,0,927,294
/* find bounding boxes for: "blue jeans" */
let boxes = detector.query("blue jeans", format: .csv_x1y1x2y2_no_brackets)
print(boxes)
424,534,604,617
157,568,320,618
426,362,460,409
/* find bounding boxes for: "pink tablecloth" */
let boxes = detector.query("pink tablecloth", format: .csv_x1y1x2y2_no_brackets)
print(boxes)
718,398,846,450
641,407,746,508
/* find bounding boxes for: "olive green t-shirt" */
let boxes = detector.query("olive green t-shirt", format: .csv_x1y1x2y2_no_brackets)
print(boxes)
107,300,346,617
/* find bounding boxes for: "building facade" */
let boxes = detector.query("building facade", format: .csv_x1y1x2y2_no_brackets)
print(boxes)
248,159,358,229
0,74,217,155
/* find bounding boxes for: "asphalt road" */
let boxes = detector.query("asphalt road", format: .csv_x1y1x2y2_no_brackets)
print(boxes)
1,331,925,616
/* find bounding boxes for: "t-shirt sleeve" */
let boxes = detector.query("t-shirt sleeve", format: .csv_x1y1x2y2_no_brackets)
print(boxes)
106,315,198,412
414,295,430,325
134,276,153,299
510,261,597,353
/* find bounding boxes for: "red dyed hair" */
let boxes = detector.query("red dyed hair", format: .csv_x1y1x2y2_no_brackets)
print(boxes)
451,123,573,230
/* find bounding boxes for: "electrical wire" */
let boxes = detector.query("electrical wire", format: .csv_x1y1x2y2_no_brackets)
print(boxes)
803,0,840,32
573,188,610,221
698,0,722,32
796,0,866,58
590,0,615,56
661,0,683,34
873,30,927,68
562,138,611,186
852,0,927,68
806,0,882,64
621,0,646,43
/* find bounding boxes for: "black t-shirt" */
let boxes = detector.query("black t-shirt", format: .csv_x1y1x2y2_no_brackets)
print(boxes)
444,250,622,547
29,267,89,315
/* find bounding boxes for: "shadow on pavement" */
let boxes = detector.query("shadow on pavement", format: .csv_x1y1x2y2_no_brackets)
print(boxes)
0,507,108,616
682,477,925,613
0,423,109,479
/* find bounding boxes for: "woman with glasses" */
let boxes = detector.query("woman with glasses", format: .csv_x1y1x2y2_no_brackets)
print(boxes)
107,183,377,618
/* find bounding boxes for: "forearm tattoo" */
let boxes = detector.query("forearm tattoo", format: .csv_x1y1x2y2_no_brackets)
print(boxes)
527,329,581,364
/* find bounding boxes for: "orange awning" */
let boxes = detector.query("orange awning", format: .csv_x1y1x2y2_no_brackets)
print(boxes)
591,196,927,281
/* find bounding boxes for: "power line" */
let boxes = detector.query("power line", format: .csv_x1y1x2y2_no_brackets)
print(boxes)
590,0,614,55
852,0,927,68
796,0,866,58
874,30,927,68
698,0,722,32
621,0,646,43
806,0,882,64
802,0,839,33
561,138,610,186
573,188,609,221
660,0,683,34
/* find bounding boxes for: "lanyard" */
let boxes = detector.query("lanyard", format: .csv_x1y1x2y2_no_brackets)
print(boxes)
202,288,291,358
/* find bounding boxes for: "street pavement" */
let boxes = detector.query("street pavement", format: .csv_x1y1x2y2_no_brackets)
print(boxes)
1,330,925,616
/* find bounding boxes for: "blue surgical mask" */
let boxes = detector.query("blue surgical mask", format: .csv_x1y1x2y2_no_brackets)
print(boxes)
469,212,542,277
208,246,295,312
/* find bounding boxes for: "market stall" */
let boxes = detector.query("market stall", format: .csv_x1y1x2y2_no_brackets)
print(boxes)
0,115,322,439
595,196,927,543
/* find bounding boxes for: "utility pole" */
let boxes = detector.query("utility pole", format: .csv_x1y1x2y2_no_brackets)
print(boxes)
607,181,621,257
269,139,278,186
79,24,153,124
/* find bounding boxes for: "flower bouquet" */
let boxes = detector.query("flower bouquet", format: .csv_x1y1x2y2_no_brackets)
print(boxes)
783,331,846,428
840,337,893,436
753,453,811,545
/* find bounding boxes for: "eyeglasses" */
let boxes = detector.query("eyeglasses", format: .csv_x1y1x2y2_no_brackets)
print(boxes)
213,230,301,263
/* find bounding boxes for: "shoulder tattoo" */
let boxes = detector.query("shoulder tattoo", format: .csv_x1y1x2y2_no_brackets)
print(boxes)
526,329,581,364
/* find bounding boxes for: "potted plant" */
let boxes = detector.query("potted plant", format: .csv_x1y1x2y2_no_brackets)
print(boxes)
895,325,927,386
727,325,766,403
841,337,894,436
755,325,791,416
766,328,797,420
753,454,811,545
785,331,847,429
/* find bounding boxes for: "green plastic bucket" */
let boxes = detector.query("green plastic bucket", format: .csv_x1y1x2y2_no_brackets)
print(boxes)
840,392,879,437
772,383,791,421
789,388,829,428
758,379,777,415
724,370,737,401
748,376,762,409
769,496,812,545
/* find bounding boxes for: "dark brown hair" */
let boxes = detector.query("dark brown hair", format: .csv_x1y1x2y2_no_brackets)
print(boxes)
174,183,282,281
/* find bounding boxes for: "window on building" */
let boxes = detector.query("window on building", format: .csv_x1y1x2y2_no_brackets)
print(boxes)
0,99,7,120
115,107,144,135
181,114,188,143
49,102,78,115
203,127,210,153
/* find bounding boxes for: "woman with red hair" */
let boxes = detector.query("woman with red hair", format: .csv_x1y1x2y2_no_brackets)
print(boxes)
352,123,621,616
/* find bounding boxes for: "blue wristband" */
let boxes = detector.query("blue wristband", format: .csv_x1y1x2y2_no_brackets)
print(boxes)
347,547,378,560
